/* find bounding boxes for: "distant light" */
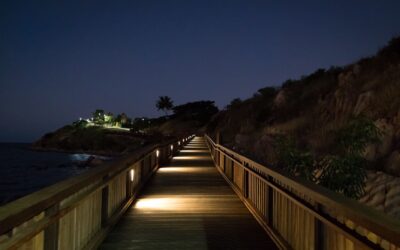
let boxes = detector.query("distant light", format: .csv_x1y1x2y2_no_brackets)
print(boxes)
170,145,173,150
156,149,160,157
178,141,181,145
130,169,134,182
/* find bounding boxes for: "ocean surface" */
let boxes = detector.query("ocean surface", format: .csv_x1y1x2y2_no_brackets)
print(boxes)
0,143,110,205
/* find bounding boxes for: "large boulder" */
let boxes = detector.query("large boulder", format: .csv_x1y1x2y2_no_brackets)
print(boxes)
376,119,395,156
363,119,394,161
253,134,278,164
360,171,400,219
273,90,286,107
384,151,400,176
234,133,252,150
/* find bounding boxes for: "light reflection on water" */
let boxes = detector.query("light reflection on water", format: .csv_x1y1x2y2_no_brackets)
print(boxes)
70,153,92,161
70,153,110,161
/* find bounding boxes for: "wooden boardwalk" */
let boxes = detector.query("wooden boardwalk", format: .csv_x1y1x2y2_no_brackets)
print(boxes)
100,137,277,250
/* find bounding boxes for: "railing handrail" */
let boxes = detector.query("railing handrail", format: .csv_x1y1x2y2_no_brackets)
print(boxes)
205,134,400,246
0,137,179,235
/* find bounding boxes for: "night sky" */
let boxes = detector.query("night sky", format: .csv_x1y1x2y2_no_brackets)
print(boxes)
1,1,400,142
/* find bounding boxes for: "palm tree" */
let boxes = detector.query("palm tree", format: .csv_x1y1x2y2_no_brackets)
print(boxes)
156,96,174,115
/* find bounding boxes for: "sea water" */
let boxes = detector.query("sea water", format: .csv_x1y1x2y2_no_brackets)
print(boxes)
0,143,109,205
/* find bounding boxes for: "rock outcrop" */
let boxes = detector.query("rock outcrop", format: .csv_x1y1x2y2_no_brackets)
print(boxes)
360,171,400,219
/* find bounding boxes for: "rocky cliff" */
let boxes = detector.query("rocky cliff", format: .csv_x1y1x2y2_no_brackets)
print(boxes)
207,37,400,218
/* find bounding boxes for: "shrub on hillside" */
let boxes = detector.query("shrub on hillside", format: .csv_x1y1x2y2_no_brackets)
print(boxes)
275,116,380,199
317,155,366,198
275,136,316,181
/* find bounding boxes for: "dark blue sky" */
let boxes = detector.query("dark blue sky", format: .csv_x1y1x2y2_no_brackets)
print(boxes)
1,1,400,142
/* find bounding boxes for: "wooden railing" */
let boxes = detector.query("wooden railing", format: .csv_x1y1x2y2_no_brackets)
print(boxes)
205,135,400,250
0,135,195,250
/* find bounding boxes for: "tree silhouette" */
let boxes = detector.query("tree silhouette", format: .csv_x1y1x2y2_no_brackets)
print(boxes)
156,96,174,115
172,100,218,123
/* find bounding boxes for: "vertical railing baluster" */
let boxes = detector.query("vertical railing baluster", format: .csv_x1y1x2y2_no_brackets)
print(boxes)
101,176,109,227
267,180,274,226
125,170,131,199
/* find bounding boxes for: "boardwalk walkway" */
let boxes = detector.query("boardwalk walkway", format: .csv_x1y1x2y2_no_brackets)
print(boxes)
100,137,277,249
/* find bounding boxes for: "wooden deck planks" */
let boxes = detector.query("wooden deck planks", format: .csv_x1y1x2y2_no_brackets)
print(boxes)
99,137,277,250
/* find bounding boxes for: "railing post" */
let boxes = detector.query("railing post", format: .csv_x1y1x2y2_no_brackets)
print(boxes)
314,204,324,250
44,204,59,250
244,169,249,198
126,170,131,199
222,154,226,172
216,131,221,144
231,159,234,180
157,148,162,168
162,147,167,164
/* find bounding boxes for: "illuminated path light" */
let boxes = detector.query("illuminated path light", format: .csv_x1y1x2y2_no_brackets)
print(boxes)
129,169,135,182
100,136,277,249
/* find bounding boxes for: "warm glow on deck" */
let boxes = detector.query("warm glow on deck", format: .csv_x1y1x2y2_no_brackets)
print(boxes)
173,156,199,160
134,197,198,211
134,195,230,212
158,167,209,173
174,156,210,160
180,150,209,153
135,198,177,210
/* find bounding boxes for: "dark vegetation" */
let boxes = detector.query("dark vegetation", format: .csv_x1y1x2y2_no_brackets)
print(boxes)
275,116,381,198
